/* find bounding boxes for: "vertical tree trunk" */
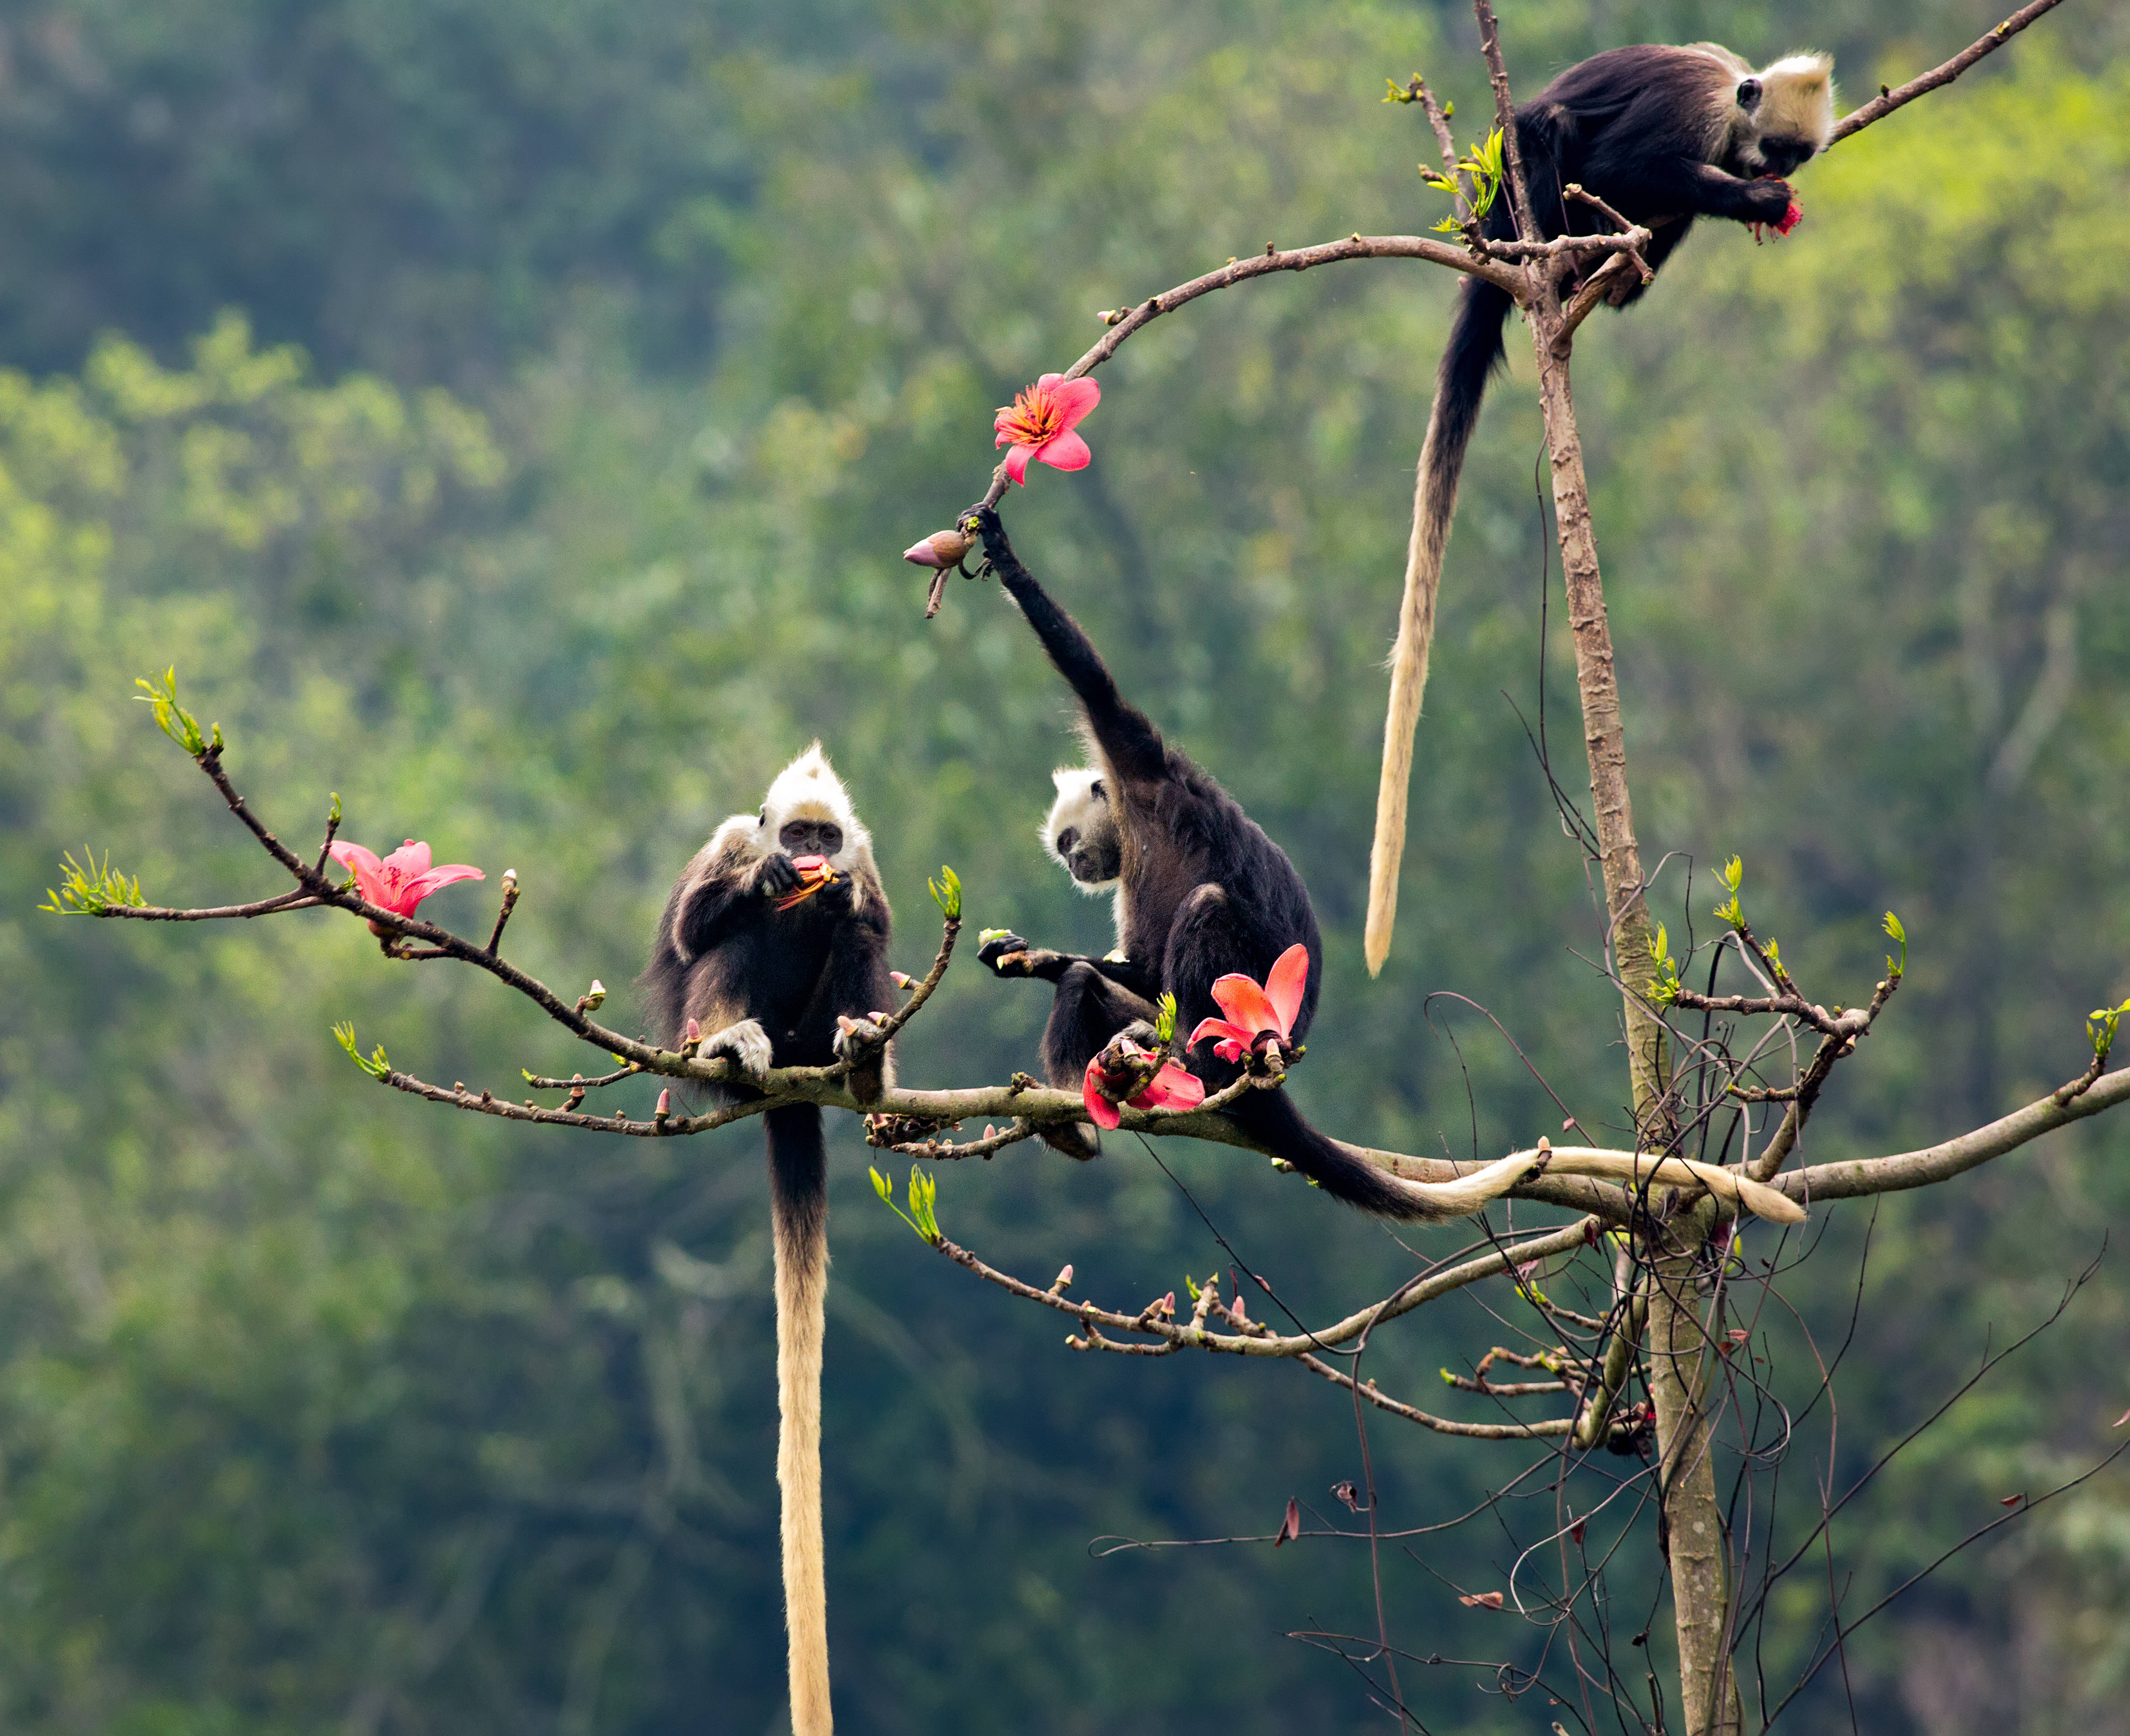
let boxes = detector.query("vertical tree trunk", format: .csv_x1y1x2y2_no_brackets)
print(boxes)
1647,1250,1743,1735
1523,296,1740,1732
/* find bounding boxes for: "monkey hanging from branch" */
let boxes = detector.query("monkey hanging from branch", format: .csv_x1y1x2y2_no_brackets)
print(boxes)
640,744,895,1736
964,506,1488,1218
1365,42,1835,974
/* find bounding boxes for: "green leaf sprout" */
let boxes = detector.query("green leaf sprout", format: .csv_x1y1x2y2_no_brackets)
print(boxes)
927,864,962,921
41,847,145,916
870,1164,942,1245
332,1021,392,1081
134,667,218,756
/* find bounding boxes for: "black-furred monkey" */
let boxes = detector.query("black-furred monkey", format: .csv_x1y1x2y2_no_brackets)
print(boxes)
1366,42,1836,972
641,743,895,1736
969,508,1442,1217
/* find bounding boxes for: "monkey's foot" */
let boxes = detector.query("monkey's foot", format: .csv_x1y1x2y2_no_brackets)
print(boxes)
1041,1123,1101,1161
702,1018,773,1083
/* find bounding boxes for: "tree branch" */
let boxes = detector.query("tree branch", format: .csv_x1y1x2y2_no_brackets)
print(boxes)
1778,1067,2130,1203
1828,0,2068,146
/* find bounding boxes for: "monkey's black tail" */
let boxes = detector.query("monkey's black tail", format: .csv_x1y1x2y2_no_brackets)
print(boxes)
765,1104,834,1736
1227,1085,1456,1222
1365,275,1515,978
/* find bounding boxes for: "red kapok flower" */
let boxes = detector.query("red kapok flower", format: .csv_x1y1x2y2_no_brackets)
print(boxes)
329,838,484,933
1189,943,1310,1064
994,373,1099,485
1774,197,1804,236
1081,1049,1206,1131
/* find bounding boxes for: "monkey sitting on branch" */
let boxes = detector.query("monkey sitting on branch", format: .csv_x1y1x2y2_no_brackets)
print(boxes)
1367,43,1836,974
639,743,895,1736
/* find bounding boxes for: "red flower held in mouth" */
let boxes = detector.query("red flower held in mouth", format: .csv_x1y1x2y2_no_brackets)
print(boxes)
994,373,1099,485
1081,1047,1206,1131
328,839,484,934
1189,943,1310,1064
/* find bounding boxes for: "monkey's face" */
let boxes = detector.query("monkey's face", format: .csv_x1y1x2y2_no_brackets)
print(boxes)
1044,769,1123,892
777,816,845,860
1736,127,1817,178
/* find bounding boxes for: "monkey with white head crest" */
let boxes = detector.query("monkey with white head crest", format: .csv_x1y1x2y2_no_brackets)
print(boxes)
1366,43,1836,974
640,742,894,1736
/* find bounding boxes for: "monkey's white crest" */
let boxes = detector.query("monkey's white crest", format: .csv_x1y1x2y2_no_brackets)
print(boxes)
759,742,871,871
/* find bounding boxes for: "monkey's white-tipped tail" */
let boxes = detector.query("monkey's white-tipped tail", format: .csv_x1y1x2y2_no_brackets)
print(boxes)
772,1153,833,1736
1366,413,1453,977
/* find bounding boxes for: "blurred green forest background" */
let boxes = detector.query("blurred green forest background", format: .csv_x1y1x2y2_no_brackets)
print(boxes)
5,0,2130,1730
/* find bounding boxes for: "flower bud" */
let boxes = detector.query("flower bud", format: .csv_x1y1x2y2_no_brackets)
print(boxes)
902,528,974,570
502,868,518,893
655,1088,672,1118
584,980,607,1010
685,1017,701,1042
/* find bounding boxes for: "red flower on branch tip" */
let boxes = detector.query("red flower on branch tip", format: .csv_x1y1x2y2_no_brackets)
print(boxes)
1081,1046,1206,1131
1189,944,1309,1063
994,373,1099,485
329,839,484,934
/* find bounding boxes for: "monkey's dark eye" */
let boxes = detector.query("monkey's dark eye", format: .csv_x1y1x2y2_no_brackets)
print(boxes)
1056,828,1079,857
1736,76,1762,108
1090,779,1106,801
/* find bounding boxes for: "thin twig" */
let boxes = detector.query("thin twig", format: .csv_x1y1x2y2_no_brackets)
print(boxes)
1828,0,2068,146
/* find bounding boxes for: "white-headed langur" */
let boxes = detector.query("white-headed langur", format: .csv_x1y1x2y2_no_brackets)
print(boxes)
969,507,1437,1217
1366,43,1836,974
640,743,895,1736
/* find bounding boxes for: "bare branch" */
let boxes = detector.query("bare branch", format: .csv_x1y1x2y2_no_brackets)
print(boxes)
1829,0,2067,146
1778,1066,2130,1203
966,234,1525,515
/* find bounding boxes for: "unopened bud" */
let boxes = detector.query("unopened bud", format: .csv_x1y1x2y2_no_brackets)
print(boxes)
502,868,518,892
891,971,914,991
1052,1263,1074,1293
584,980,606,1010
655,1088,672,1118
902,528,974,570
685,1017,701,1041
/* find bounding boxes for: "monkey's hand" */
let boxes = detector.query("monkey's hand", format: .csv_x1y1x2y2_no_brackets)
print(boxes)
1740,176,1796,227
978,931,1051,979
811,869,856,910
834,1013,893,1102
962,504,1013,571
755,852,802,898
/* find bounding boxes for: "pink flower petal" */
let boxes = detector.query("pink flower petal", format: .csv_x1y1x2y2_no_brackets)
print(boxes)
1036,372,1064,389
1189,1016,1249,1050
1035,428,1091,472
382,840,432,879
904,539,948,567
329,840,380,873
1209,973,1280,1037
1214,1039,1244,1065
1263,944,1310,1038
1003,443,1034,486
1082,1058,1122,1130
1131,1061,1205,1112
402,863,485,906
1046,376,1100,428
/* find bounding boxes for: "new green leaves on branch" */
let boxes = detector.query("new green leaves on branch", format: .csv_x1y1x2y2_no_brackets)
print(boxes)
40,848,145,917
1418,126,1504,233
871,1165,942,1245
135,667,220,757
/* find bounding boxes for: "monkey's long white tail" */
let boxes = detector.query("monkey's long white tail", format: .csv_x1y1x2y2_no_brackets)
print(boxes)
1366,397,1458,978
1357,1144,1805,1225
768,1108,833,1736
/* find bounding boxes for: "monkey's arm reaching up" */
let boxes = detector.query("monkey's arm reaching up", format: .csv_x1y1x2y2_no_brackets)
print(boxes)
968,507,1167,786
